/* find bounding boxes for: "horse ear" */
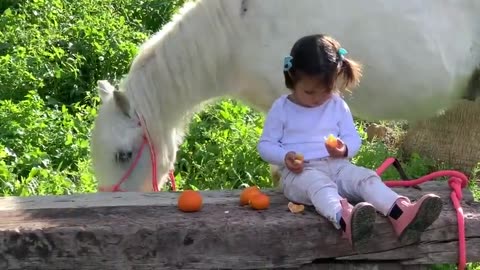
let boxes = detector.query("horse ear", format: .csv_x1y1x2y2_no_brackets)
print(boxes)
97,80,115,102
113,90,131,118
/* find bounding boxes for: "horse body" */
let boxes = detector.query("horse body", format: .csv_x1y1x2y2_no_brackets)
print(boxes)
91,0,480,192
233,0,480,120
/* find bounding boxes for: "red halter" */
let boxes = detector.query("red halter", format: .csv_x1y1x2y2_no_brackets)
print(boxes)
98,112,176,192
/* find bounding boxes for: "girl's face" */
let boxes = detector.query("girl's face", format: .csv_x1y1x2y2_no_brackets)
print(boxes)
290,73,333,108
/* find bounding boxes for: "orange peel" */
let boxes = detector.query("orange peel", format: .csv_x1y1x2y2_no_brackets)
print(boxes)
287,202,305,213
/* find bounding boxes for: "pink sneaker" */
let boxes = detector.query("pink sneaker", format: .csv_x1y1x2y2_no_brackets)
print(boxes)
339,199,376,252
388,194,443,243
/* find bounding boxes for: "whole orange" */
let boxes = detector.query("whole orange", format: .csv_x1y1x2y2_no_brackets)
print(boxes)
239,186,261,206
249,193,270,210
177,190,203,212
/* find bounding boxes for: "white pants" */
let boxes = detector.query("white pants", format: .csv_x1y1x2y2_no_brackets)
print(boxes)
281,158,400,227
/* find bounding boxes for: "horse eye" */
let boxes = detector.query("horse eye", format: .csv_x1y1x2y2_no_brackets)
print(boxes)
115,151,133,163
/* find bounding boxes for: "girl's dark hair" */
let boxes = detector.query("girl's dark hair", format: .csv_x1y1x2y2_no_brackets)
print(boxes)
284,34,362,93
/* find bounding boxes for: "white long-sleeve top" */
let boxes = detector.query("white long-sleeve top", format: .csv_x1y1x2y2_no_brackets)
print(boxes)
257,94,362,166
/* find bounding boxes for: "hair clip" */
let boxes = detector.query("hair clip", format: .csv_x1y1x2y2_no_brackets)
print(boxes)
284,55,293,71
338,48,348,60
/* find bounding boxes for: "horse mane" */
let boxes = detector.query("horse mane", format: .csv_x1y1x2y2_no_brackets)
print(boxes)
113,0,239,170
128,1,199,73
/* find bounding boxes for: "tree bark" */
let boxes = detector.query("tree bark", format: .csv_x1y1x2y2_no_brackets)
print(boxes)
296,262,429,270
0,182,477,270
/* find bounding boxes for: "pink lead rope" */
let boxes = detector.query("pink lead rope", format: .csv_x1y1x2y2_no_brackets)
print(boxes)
138,113,159,192
377,157,468,270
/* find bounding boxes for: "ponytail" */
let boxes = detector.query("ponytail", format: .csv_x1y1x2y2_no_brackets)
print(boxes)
337,57,363,91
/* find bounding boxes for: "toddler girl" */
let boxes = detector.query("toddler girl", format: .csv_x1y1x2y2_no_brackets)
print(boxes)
257,34,443,252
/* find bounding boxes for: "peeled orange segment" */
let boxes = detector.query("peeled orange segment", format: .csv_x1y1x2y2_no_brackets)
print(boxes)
294,153,304,165
295,153,304,161
288,202,305,213
325,134,338,148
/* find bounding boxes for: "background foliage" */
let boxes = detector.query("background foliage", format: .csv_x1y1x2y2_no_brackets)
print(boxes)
0,1,478,268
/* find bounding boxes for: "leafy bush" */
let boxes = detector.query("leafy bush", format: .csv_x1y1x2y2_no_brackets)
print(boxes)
115,0,187,33
0,0,22,14
0,91,97,196
0,0,184,104
175,99,271,190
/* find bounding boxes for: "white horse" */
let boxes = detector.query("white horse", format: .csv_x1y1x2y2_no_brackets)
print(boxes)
90,0,480,192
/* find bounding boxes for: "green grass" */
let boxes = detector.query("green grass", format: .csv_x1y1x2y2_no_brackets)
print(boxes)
0,0,478,269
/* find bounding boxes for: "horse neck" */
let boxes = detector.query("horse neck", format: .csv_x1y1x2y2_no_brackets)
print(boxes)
122,0,240,147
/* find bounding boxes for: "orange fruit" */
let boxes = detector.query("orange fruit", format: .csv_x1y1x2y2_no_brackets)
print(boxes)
177,190,203,212
287,202,305,213
295,153,304,161
325,134,338,148
294,153,304,165
249,193,270,210
239,186,261,206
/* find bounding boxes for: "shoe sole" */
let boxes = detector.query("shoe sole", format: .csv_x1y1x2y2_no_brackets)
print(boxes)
351,203,377,252
399,195,443,243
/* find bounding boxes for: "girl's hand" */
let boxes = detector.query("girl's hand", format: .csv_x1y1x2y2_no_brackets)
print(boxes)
325,138,347,158
284,151,304,173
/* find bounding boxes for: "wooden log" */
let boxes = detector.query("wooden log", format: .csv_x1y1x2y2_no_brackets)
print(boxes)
296,262,430,270
0,181,477,270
